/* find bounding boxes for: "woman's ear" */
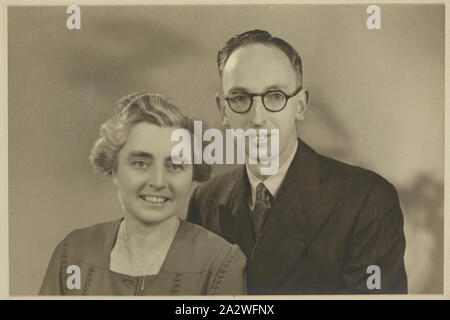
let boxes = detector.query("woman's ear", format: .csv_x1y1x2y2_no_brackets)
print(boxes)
111,170,118,187
295,88,309,121
216,93,230,128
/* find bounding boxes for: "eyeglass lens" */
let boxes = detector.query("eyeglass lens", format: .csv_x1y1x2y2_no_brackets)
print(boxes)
228,91,287,112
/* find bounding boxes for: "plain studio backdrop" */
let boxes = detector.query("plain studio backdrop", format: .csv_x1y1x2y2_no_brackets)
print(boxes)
8,4,444,295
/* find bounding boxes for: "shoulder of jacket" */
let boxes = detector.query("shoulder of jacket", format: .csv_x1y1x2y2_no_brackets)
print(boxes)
316,152,397,194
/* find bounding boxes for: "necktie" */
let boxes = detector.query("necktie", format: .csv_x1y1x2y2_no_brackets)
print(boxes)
252,183,273,238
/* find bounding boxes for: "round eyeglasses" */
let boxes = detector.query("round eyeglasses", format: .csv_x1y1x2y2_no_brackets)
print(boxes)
224,86,302,114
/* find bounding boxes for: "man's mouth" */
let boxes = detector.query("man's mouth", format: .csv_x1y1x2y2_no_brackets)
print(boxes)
248,134,270,145
139,195,169,205
256,135,269,142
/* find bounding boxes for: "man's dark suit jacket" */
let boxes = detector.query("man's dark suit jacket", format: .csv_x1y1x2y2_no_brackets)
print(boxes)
187,139,407,294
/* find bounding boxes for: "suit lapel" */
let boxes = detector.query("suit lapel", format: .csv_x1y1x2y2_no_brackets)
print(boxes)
247,139,337,293
213,167,256,256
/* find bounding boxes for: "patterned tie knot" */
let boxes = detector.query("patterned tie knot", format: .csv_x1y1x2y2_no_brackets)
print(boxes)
256,183,272,206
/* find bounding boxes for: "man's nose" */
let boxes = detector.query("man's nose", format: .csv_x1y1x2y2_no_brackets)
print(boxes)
147,167,167,190
249,96,266,126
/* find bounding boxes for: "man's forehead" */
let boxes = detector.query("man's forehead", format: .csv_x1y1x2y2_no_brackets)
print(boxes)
221,44,297,92
224,44,292,69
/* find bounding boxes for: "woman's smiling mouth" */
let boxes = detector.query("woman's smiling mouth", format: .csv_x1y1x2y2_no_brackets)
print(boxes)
139,195,170,205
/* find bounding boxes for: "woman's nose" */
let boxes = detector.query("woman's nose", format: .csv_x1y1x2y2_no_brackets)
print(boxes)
147,167,167,190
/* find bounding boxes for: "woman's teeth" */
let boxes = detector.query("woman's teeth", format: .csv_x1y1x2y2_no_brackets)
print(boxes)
140,195,168,204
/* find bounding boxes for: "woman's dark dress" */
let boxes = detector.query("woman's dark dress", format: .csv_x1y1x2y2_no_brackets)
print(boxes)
39,218,247,295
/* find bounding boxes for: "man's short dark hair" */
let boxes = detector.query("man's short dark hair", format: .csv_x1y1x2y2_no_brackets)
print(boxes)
217,29,303,86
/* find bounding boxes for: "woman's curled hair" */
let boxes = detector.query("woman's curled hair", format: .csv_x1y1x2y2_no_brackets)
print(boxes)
89,93,212,182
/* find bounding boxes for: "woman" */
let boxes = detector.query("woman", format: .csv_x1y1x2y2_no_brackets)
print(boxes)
39,93,247,295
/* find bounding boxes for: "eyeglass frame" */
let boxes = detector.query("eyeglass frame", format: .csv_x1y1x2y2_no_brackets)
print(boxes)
223,85,303,114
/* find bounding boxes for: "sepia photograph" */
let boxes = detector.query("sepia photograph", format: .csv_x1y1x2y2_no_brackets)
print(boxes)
6,2,445,296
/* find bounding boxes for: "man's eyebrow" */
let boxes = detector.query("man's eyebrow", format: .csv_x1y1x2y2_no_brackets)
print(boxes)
227,86,249,94
126,152,153,159
227,84,289,94
264,84,289,91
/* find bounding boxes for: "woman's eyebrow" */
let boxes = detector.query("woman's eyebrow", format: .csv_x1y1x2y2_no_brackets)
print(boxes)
167,155,190,164
126,151,153,159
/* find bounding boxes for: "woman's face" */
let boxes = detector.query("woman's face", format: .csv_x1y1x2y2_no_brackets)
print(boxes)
113,122,194,225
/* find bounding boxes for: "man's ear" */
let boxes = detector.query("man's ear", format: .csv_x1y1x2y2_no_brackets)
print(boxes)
295,88,309,121
216,93,230,128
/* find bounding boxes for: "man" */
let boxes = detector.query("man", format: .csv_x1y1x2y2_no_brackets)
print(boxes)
187,30,407,294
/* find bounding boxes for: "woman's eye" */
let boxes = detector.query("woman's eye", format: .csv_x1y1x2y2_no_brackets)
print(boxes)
169,163,184,171
133,161,147,168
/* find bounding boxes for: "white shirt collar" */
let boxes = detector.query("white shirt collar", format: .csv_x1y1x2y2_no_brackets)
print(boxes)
246,139,299,210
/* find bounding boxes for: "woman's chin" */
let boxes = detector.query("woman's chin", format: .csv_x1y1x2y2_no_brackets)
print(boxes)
122,199,172,221
130,209,177,226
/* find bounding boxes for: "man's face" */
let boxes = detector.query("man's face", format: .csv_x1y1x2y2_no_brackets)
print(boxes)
113,123,194,225
220,44,307,168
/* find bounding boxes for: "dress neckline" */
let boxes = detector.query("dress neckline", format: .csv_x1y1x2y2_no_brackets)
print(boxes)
106,217,184,277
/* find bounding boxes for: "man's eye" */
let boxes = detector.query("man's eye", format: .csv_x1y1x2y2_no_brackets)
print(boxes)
133,161,147,168
268,92,284,100
231,94,248,102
